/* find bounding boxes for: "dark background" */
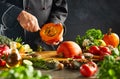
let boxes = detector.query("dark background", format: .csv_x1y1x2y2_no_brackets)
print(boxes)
64,0,120,41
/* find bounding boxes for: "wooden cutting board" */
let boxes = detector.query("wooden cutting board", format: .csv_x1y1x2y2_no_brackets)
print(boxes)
36,51,57,58
35,51,69,61
23,51,99,62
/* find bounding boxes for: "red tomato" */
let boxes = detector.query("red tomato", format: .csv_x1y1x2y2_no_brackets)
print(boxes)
80,61,98,77
89,46,100,55
0,59,6,67
57,41,82,58
99,46,111,56
98,46,111,60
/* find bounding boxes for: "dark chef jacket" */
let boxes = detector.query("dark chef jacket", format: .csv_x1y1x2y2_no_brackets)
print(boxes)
0,0,68,50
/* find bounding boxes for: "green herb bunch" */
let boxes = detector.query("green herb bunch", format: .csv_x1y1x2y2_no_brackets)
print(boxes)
97,55,120,79
76,28,103,50
0,35,12,45
29,58,49,69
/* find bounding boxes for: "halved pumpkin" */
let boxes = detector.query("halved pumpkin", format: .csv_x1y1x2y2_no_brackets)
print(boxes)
40,23,64,44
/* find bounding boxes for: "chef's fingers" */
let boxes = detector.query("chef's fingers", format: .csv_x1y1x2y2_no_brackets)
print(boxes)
52,37,63,45
45,37,63,45
17,10,40,32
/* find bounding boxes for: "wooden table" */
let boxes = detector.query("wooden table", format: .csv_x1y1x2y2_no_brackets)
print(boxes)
41,69,97,79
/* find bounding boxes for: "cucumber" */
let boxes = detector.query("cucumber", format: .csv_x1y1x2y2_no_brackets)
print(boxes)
23,59,33,66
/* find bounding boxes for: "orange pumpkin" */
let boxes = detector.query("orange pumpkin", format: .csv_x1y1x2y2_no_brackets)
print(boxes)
57,41,82,58
103,28,119,47
40,23,64,44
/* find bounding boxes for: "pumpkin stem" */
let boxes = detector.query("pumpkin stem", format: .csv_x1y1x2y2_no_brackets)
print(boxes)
107,28,112,35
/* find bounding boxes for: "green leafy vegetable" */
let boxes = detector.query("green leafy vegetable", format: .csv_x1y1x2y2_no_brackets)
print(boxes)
29,58,49,69
0,35,12,45
15,37,23,43
111,48,120,57
0,35,23,46
76,28,103,50
29,58,60,70
85,28,103,39
0,61,52,79
97,55,120,79
118,44,120,52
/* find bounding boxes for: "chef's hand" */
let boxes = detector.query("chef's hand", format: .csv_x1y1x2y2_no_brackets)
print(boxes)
45,36,63,45
52,36,63,45
17,10,40,32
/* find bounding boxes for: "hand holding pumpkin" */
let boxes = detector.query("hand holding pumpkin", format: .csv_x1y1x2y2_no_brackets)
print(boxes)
40,23,64,45
46,36,63,45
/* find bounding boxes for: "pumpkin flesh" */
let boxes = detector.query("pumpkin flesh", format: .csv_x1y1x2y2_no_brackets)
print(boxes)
40,23,63,44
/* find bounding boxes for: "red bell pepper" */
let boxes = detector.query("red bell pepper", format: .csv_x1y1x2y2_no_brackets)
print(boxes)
80,61,98,77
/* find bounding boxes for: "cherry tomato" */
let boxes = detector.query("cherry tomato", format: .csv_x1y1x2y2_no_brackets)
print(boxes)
89,46,100,55
80,61,98,77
